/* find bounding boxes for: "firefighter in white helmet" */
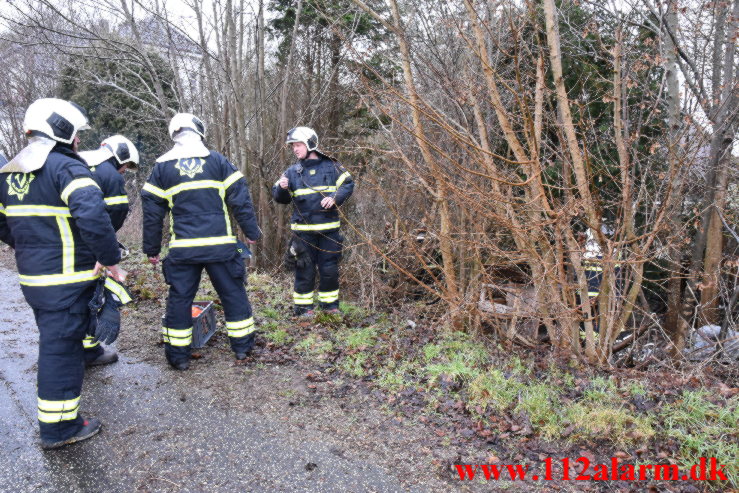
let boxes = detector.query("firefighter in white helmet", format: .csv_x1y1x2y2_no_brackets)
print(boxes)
0,98,125,449
141,113,261,370
273,126,354,316
78,134,139,367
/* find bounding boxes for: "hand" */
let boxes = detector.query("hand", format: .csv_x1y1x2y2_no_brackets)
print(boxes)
93,262,128,282
278,175,289,189
106,264,128,283
148,256,160,265
321,196,336,209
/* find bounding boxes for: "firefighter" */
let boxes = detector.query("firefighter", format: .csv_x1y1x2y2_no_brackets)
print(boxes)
272,127,354,316
142,113,261,371
0,98,125,449
78,135,139,367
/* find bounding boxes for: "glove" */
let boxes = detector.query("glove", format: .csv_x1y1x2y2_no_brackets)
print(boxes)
284,236,309,271
94,297,122,345
118,241,130,260
87,279,105,337
236,240,252,259
88,277,133,345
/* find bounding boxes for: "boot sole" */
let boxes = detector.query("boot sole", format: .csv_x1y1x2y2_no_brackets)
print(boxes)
85,355,119,367
41,423,101,450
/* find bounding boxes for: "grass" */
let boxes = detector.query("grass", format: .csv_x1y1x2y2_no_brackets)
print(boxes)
563,403,655,446
660,391,738,487
295,334,334,357
377,361,421,391
239,270,736,489
340,352,369,377
468,370,522,414
514,383,562,438
259,307,281,320
340,326,378,350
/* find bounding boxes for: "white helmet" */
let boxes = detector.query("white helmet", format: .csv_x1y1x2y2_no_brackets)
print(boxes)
286,126,318,152
23,98,90,144
168,113,205,139
101,135,139,169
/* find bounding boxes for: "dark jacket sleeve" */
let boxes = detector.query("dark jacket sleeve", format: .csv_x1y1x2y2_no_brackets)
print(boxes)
141,164,169,257
0,201,14,249
271,167,293,204
332,163,354,206
223,157,262,241
59,161,120,266
102,166,129,232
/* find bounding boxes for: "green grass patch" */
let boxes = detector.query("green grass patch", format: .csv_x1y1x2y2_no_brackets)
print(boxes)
264,327,293,346
259,307,281,320
295,334,334,357
660,391,738,487
422,332,489,386
562,403,655,446
377,361,421,391
340,352,369,377
514,383,562,438
341,326,378,350
468,370,523,414
582,376,619,405
339,301,367,322
315,311,343,326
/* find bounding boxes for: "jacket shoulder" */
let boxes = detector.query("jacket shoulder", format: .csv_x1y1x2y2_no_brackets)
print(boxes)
47,150,91,177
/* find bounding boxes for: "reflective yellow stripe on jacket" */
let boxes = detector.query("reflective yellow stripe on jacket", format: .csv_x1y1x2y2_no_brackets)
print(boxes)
143,177,243,248
61,178,99,204
19,270,99,287
223,171,243,189
7,204,96,285
104,195,129,206
291,186,336,197
336,171,351,187
4,205,72,217
291,221,341,232
169,236,237,248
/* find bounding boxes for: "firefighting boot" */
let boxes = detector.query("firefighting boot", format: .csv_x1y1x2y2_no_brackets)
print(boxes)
85,349,119,367
169,360,190,371
40,418,102,450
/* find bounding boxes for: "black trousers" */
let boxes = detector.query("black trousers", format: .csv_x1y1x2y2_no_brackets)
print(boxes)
33,287,93,442
293,230,343,313
161,254,255,365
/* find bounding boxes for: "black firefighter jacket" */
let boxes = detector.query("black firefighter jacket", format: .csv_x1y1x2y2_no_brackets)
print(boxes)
89,157,129,231
271,157,354,232
0,145,121,311
141,151,261,263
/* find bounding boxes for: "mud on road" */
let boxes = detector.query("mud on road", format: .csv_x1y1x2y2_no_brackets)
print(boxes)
0,249,498,493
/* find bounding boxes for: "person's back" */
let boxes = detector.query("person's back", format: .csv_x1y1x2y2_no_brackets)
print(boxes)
1,143,119,310
142,113,261,371
0,98,124,450
143,150,259,263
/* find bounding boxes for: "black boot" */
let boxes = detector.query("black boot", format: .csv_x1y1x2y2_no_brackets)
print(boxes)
85,349,119,368
41,418,102,450
169,360,190,371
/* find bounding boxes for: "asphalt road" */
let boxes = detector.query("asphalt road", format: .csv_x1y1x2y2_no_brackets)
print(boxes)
0,267,420,492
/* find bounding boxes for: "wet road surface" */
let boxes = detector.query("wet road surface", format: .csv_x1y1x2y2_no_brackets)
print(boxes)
0,267,423,492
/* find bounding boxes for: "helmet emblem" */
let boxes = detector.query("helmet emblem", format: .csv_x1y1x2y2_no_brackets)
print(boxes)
7,173,35,201
175,157,205,178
